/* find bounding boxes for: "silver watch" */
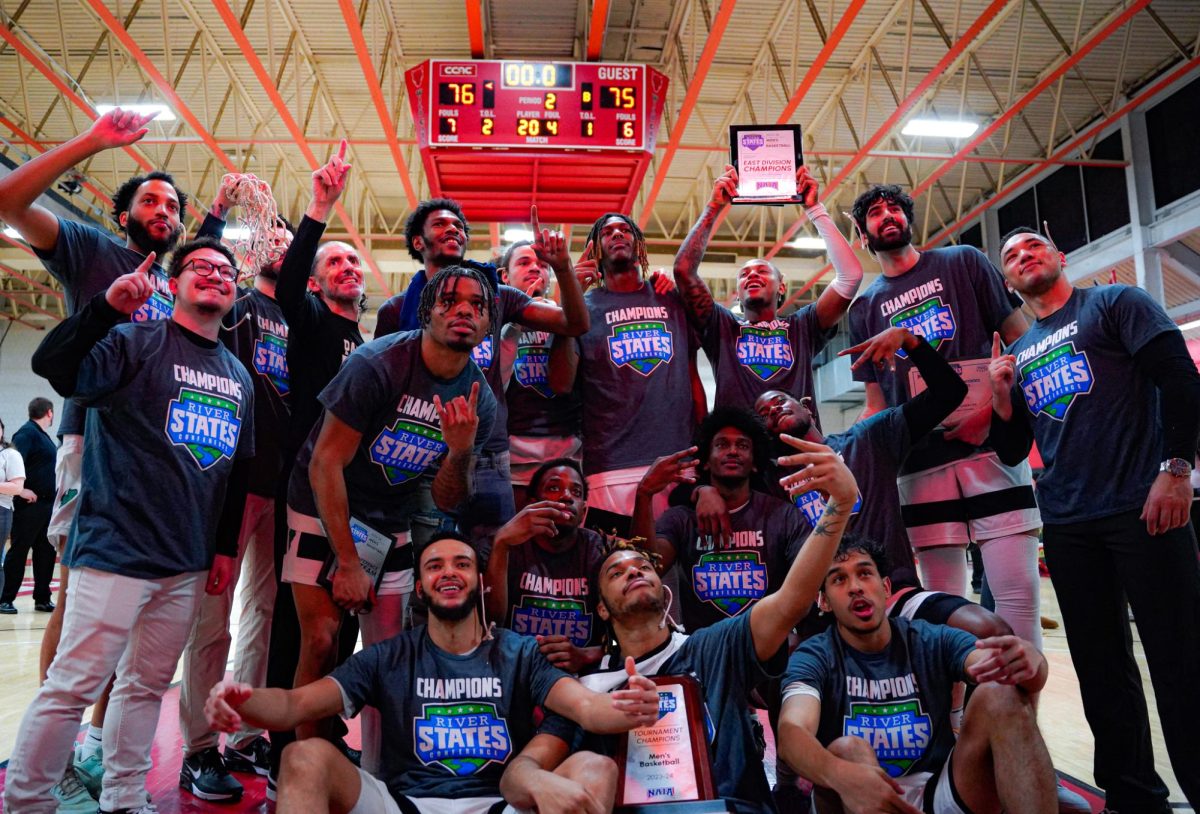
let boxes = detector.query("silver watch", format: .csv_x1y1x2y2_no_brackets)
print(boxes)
1159,458,1193,478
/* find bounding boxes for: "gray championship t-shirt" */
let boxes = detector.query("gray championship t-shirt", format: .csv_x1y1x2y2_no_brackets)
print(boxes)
470,285,533,454
703,304,835,426
1006,285,1178,523
655,491,807,631
579,614,784,813
35,218,175,436
576,285,697,475
67,320,255,577
504,527,607,648
288,330,496,534
848,245,1014,471
505,326,581,439
783,618,975,779
329,627,575,800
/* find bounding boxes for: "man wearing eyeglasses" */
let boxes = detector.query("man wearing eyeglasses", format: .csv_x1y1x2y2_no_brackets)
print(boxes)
5,238,256,814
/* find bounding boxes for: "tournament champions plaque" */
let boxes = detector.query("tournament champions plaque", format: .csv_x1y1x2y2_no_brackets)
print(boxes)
615,676,731,812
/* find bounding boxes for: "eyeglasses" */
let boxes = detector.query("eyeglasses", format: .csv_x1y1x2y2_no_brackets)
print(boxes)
181,258,238,283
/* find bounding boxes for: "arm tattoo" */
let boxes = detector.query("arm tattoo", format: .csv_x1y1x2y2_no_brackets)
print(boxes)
673,204,719,325
432,449,475,512
812,498,848,537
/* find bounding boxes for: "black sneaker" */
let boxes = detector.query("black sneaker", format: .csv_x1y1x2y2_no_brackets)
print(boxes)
35,601,56,612
0,602,16,614
224,736,270,776
179,747,243,803
334,737,362,767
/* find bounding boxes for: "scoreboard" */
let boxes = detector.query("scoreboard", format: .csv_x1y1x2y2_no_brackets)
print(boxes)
407,60,668,151
404,59,669,223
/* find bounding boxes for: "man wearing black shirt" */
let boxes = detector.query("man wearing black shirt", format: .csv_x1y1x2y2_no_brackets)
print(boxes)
3,398,57,612
261,142,364,792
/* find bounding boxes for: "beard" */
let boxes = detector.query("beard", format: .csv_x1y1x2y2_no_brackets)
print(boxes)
258,260,282,282
866,222,913,254
126,215,183,256
426,582,480,623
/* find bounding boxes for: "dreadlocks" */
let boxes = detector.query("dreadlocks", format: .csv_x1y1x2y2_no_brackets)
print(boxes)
416,264,499,334
589,535,681,657
583,213,650,287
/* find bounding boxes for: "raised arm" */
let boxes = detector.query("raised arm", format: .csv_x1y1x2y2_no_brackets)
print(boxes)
752,439,858,660
840,328,967,442
276,142,349,320
484,501,573,622
432,382,482,512
515,206,589,336
0,108,156,251
802,167,863,329
632,447,700,572
672,166,735,327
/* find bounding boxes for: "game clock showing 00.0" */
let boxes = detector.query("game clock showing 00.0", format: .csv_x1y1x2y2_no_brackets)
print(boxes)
424,60,649,150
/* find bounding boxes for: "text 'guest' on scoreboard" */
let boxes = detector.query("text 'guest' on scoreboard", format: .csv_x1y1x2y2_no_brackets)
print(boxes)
409,60,662,151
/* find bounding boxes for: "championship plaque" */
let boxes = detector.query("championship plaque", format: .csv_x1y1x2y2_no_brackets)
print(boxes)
907,357,993,428
729,124,803,204
615,675,729,811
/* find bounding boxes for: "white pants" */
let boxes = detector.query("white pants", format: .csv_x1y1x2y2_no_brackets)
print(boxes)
3,567,205,813
46,434,84,550
179,493,278,754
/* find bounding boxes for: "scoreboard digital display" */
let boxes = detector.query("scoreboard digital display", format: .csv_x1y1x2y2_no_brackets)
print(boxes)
408,60,665,151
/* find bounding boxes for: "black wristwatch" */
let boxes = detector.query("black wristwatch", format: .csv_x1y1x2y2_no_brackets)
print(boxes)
1159,458,1193,478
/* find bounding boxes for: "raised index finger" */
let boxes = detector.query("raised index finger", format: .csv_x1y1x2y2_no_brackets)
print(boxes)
530,204,541,237
337,138,348,161
991,331,1002,359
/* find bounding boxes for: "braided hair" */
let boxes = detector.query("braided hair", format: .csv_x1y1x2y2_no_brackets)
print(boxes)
583,213,650,287
417,264,498,334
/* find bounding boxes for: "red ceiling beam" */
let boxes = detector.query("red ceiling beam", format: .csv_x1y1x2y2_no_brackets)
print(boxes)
0,262,64,300
84,0,238,179
0,117,115,207
208,0,393,297
911,0,1152,201
2,234,37,257
337,0,420,212
465,0,486,58
586,0,612,61
922,54,1200,249
637,0,738,228
764,0,1011,259
777,0,869,124
0,22,155,175
0,292,60,322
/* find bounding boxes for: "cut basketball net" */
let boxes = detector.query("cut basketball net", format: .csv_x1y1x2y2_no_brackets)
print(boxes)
219,173,281,281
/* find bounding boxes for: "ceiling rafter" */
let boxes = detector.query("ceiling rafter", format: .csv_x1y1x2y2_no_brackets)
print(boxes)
209,0,393,297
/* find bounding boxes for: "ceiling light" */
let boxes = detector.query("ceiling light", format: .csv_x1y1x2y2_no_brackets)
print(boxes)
1178,318,1200,332
901,118,979,139
791,237,826,251
222,227,252,240
95,103,176,122
3,226,23,240
503,228,535,243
